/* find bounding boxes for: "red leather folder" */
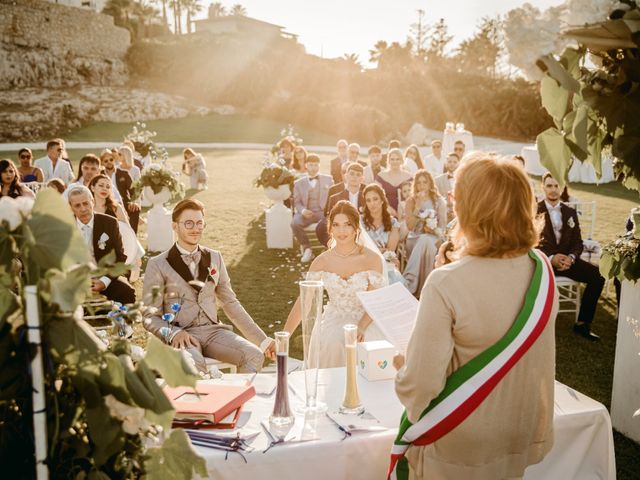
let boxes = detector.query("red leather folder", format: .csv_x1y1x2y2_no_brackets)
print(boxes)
164,383,256,425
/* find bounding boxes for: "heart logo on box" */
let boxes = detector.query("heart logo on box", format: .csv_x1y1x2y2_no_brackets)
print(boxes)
360,360,365,369
377,360,388,369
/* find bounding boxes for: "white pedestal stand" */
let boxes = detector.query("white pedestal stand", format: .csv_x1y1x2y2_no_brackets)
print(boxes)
265,185,293,249
145,186,175,252
611,280,640,442
139,157,155,207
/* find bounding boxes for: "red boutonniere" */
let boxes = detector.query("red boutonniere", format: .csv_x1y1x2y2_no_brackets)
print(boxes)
208,266,219,285
210,267,217,276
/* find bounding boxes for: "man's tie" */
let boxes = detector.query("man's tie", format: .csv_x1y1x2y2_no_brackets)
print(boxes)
308,176,319,181
181,250,201,277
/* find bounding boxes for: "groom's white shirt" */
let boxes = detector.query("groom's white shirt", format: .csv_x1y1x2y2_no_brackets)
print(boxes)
35,155,74,184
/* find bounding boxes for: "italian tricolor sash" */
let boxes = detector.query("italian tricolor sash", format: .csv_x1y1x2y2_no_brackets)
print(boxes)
388,249,555,480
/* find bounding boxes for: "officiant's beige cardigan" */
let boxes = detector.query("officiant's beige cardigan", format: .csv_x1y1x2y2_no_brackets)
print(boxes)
395,253,557,480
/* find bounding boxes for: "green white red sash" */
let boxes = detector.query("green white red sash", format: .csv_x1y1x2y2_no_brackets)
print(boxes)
388,249,555,480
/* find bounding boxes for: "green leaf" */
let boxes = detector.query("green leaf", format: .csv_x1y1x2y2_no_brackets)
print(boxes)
538,54,580,94
144,335,198,389
571,104,589,156
586,118,605,178
40,264,91,312
599,252,615,279
144,429,207,480
26,189,90,272
537,127,573,188
46,314,104,378
541,74,570,127
86,402,125,467
96,353,133,405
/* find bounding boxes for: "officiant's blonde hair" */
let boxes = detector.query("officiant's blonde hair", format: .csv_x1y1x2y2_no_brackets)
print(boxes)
454,154,541,258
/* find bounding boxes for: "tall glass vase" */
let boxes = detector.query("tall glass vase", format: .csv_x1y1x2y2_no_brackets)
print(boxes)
340,324,364,415
269,331,295,439
299,280,325,413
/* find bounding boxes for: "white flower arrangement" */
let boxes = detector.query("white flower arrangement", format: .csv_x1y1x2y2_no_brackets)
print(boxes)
383,250,398,263
0,196,34,231
562,0,618,27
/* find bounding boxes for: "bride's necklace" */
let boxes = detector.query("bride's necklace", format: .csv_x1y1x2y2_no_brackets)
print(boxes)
332,244,359,258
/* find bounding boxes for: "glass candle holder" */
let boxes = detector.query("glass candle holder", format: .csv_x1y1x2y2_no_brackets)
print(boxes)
340,324,364,415
299,280,326,413
269,331,294,439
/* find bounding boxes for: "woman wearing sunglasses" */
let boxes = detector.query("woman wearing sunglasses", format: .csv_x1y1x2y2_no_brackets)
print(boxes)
17,148,44,183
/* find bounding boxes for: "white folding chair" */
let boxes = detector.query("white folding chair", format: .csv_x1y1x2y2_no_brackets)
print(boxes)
204,357,237,374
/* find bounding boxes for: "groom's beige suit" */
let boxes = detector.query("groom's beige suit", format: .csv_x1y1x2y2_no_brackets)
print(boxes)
143,243,268,373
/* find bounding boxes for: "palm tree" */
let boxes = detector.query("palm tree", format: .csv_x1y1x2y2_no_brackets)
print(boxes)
155,0,168,27
368,40,388,66
183,0,202,34
103,0,135,29
170,0,182,34
230,4,247,16
134,0,160,38
207,1,225,18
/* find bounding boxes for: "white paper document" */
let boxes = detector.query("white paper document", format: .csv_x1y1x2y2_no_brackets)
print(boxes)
356,282,418,352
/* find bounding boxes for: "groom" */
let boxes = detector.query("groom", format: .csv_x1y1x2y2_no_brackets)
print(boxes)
143,199,275,373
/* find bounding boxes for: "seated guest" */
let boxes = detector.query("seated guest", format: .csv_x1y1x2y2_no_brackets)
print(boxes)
117,145,141,183
317,162,365,246
121,140,144,170
424,139,444,177
375,147,413,217
143,199,275,373
403,170,447,296
17,148,44,184
381,139,401,167
277,137,295,169
435,152,460,223
64,154,102,199
89,174,129,224
291,154,333,263
0,159,35,198
67,186,136,305
453,139,466,161
47,178,66,194
363,145,383,184
35,138,75,185
101,149,140,232
362,184,406,286
291,145,308,175
348,143,367,168
403,144,425,175
538,172,604,340
327,161,352,200
330,139,349,184
393,155,556,480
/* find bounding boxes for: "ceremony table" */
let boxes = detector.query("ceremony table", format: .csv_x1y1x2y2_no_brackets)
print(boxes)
521,145,615,183
194,368,615,479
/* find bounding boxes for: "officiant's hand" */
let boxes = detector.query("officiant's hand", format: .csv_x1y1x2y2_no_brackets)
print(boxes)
393,353,405,370
171,330,199,349
264,339,276,361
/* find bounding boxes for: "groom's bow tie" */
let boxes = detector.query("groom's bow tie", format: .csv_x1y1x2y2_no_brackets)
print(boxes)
309,176,319,181
181,250,201,265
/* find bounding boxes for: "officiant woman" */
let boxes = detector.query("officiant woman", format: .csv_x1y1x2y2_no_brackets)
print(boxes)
393,155,558,480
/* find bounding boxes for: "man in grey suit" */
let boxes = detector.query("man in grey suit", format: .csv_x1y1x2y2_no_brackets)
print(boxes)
34,138,75,185
143,199,275,373
291,154,333,262
435,152,460,223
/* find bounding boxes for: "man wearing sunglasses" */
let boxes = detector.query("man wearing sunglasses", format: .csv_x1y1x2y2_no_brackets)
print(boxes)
34,138,75,185
143,199,276,374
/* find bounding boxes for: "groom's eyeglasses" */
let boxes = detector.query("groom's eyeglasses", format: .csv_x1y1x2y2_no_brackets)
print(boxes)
179,220,206,230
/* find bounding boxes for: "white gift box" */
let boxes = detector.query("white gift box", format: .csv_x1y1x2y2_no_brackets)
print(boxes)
357,340,396,381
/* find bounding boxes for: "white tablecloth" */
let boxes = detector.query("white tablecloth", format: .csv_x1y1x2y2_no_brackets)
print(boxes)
442,131,474,157
194,368,615,479
521,145,615,183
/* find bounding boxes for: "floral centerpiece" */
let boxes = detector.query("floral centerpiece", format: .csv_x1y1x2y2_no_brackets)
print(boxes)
132,164,185,202
0,190,206,478
270,124,304,156
504,0,640,281
125,121,158,158
255,158,296,191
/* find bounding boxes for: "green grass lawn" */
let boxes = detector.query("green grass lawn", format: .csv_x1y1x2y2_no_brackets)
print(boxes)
64,114,339,145
66,147,640,478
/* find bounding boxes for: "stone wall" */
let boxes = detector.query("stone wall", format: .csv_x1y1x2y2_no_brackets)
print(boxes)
0,0,130,88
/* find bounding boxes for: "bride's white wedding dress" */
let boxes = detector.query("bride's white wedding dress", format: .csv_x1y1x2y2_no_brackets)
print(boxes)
306,269,387,368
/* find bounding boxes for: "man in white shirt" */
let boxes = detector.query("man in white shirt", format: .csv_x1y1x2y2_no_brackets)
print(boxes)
435,152,460,222
68,185,136,305
316,163,365,246
35,138,75,185
537,173,604,341
424,139,444,176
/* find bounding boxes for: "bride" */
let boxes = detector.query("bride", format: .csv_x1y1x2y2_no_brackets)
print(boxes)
283,200,387,368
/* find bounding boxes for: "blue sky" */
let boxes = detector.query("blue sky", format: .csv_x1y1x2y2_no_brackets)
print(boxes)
192,0,565,63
